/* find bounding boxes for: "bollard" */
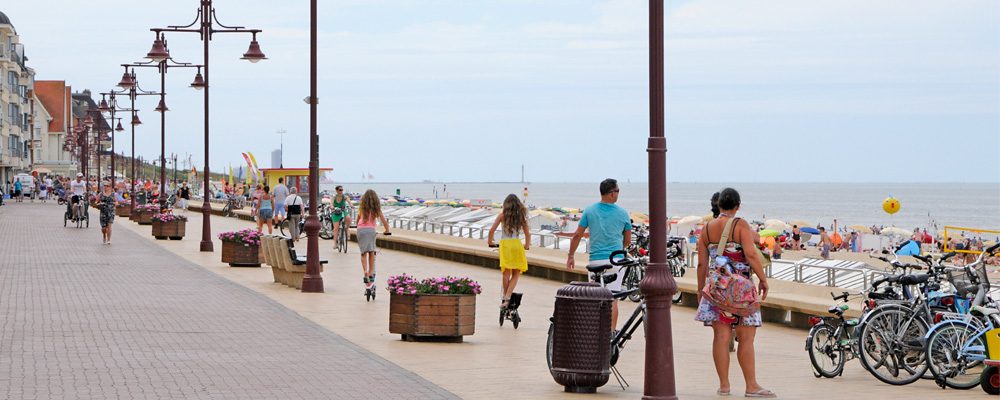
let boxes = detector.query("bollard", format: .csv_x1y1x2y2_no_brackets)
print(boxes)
549,282,613,393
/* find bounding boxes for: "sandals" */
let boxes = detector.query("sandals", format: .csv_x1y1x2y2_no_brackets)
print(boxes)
744,389,776,398
500,298,510,309
363,277,370,284
717,389,730,396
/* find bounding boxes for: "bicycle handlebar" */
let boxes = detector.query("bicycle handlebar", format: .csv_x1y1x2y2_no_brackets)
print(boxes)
609,250,630,266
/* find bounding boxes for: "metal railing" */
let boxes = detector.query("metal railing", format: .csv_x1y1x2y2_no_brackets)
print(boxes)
688,250,886,290
387,216,590,254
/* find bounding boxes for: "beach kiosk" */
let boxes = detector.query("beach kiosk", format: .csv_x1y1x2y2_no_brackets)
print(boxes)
258,168,332,203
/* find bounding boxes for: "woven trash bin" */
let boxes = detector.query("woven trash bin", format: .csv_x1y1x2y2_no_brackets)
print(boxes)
549,281,613,393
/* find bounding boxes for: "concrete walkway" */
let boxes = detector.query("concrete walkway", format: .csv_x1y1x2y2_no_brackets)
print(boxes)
1,201,988,399
0,202,455,399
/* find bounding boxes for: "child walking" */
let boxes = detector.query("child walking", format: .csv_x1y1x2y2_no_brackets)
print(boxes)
356,190,390,286
488,194,531,308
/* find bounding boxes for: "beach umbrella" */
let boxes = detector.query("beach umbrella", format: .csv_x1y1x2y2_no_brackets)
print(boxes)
881,227,910,237
800,227,821,235
630,212,650,223
758,229,781,237
848,224,872,234
764,219,789,231
800,233,813,243
702,214,715,223
790,220,812,228
678,215,703,226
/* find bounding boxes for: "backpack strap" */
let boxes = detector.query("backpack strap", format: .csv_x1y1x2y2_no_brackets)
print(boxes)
717,217,738,257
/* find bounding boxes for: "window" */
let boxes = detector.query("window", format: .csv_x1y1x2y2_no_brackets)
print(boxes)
7,71,15,86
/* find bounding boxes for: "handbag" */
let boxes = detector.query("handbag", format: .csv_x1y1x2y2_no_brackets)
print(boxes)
701,217,761,318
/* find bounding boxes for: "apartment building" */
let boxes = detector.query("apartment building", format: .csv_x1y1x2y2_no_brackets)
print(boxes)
0,10,36,187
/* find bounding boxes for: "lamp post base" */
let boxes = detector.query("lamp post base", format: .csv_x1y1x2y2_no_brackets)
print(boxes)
200,199,213,252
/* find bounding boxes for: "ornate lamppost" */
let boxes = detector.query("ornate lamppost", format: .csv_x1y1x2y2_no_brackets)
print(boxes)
301,0,323,292
148,0,267,252
115,67,164,215
639,2,678,399
122,41,202,212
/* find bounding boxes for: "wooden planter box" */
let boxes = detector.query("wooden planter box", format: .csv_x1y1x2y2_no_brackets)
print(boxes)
116,206,132,217
152,219,186,240
221,240,263,267
135,210,154,225
389,293,476,342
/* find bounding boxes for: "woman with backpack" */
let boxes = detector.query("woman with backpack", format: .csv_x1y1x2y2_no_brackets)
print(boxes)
695,188,774,398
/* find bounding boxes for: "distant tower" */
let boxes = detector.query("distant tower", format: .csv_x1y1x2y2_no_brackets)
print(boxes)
521,164,524,183
271,149,281,169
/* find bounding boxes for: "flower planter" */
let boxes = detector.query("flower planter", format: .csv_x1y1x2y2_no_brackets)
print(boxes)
152,219,186,240
389,293,476,343
221,240,263,267
135,210,154,225
116,206,131,217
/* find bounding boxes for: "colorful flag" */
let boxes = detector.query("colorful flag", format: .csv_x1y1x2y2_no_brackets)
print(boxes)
241,153,255,183
248,152,261,181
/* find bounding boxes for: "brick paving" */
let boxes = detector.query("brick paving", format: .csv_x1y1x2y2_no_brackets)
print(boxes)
0,202,456,399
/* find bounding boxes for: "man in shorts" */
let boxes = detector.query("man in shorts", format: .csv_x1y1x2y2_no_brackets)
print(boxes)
819,226,831,259
271,177,290,226
70,173,88,220
567,178,632,329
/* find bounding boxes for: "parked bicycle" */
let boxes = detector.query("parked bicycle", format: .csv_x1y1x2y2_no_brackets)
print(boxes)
621,237,685,303
221,194,242,218
923,242,999,390
546,249,647,390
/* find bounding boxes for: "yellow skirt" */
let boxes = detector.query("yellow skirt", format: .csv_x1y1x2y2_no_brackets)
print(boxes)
499,238,528,273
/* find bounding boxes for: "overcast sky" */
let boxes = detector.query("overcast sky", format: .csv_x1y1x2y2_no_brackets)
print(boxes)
3,0,998,183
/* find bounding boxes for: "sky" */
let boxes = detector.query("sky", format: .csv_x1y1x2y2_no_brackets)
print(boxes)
3,0,998,183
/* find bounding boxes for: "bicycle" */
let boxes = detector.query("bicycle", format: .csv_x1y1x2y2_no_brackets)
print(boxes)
546,249,646,390
317,204,335,240
279,215,306,239
64,193,90,228
855,241,961,385
806,291,868,378
221,194,241,218
334,206,352,252
923,242,999,390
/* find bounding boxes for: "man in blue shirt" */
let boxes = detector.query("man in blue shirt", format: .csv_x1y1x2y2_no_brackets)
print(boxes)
567,178,632,328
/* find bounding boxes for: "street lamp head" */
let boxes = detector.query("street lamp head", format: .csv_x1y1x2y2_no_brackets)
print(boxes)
190,68,206,90
97,97,111,113
241,34,267,63
83,115,95,127
155,99,169,113
117,69,135,89
115,121,125,132
145,34,170,63
131,114,142,126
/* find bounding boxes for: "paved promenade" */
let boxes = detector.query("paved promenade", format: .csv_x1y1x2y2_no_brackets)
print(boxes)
0,202,455,399
1,201,988,399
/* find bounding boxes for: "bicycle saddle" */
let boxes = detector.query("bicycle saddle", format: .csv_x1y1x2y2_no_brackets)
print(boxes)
898,274,929,285
586,263,613,273
590,273,618,285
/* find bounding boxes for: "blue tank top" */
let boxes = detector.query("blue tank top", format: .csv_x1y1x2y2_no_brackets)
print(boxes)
259,196,273,211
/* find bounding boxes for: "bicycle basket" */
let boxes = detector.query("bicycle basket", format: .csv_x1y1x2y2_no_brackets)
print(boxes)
332,207,343,215
946,268,978,298
973,263,991,291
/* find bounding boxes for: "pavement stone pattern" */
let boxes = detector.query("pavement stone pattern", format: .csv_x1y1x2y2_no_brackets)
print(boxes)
0,203,457,399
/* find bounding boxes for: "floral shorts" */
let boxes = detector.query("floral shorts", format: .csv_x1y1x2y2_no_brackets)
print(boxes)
694,297,762,327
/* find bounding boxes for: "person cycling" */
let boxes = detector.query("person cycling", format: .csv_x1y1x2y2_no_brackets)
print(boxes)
70,173,88,220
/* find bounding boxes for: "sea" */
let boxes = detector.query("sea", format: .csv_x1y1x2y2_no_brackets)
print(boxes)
322,182,1000,236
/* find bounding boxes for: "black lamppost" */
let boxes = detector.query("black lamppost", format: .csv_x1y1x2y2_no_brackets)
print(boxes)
149,0,267,252
301,0,323,292
122,42,202,212
639,2,678,399
97,94,130,189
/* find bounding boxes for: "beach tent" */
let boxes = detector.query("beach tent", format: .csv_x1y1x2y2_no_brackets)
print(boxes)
896,240,921,256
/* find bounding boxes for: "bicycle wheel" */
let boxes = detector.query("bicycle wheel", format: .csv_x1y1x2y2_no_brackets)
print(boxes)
338,223,348,253
546,322,555,372
622,267,641,303
222,204,232,218
925,321,985,389
279,220,290,237
319,218,334,240
808,323,845,378
857,307,929,385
